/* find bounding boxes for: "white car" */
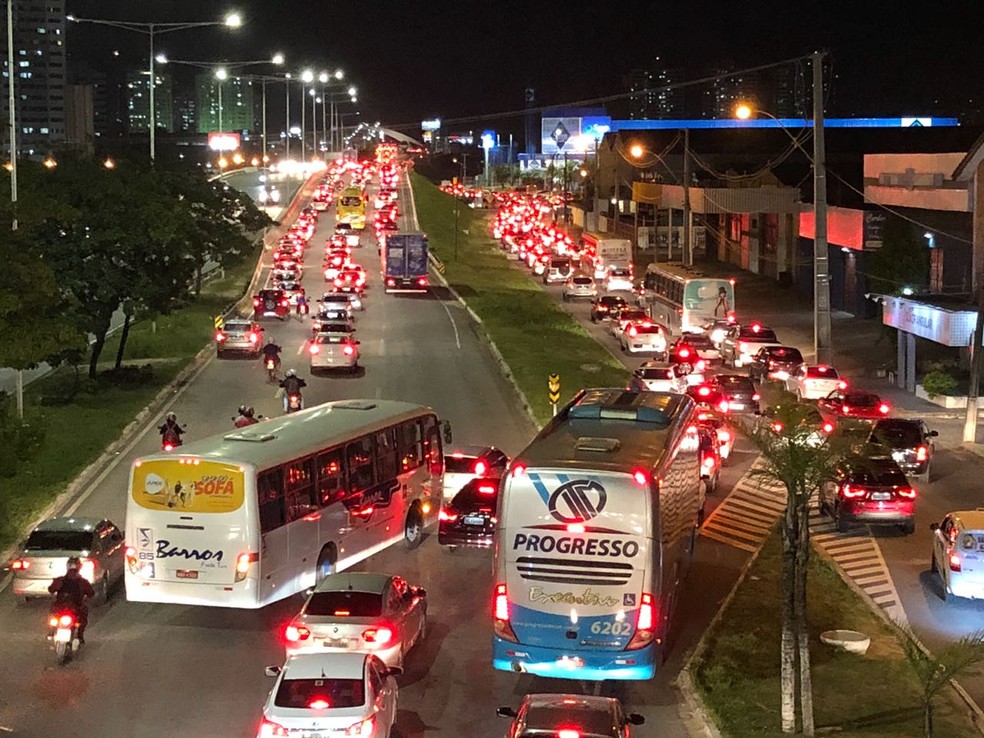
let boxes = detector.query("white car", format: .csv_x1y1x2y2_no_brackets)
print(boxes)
628,361,688,392
620,322,667,355
786,364,847,401
442,445,510,501
605,267,634,292
562,275,598,301
609,307,650,338
931,511,984,601
309,331,360,373
258,652,399,738
321,291,363,312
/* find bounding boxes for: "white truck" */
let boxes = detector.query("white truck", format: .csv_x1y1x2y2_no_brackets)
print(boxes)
582,234,632,281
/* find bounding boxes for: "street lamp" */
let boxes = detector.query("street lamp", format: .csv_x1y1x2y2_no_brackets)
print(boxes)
214,67,228,133
66,11,242,163
300,69,314,160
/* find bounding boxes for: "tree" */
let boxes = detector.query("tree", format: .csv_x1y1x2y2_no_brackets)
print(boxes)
868,215,929,295
741,400,852,735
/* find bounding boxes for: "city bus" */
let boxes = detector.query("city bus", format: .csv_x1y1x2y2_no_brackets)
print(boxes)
336,186,367,230
638,262,736,335
124,400,447,609
492,388,702,681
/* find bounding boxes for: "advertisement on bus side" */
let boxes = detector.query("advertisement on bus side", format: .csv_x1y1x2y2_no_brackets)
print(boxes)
131,459,245,514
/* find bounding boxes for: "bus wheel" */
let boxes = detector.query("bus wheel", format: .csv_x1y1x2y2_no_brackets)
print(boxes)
315,544,337,586
404,506,424,549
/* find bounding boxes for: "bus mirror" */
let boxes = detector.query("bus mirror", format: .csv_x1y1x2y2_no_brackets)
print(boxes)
442,421,453,444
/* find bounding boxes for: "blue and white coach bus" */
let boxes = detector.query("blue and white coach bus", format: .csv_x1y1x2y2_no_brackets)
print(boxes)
492,388,702,680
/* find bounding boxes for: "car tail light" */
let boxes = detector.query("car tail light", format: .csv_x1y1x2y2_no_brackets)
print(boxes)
916,445,928,462
235,551,258,582
879,403,890,415
738,341,748,353
697,386,711,397
478,484,496,495
678,347,691,359
950,554,962,572
309,344,320,355
344,717,376,737
896,487,917,499
249,332,259,344
772,422,785,433
9,558,29,570
343,344,355,356
258,719,289,738
718,429,731,442
493,582,518,642
473,459,489,475
252,297,260,306
284,624,311,642
361,626,394,648
510,463,526,477
718,400,729,413
627,592,656,650
439,508,458,522
837,381,848,390
280,299,289,307
214,331,226,342
557,731,581,738
842,405,851,415
822,422,834,434
702,455,716,470
841,483,866,499
695,359,706,372
386,278,396,286
633,469,649,486
752,393,760,401
79,558,97,582
628,326,638,337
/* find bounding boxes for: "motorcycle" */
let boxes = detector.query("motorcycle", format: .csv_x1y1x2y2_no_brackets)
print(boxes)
285,393,303,414
232,414,263,428
47,608,81,665
264,355,280,382
161,427,184,452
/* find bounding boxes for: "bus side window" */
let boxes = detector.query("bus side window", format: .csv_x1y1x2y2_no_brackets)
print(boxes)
347,437,376,493
285,457,317,522
399,420,422,472
374,427,399,482
423,416,443,475
317,449,346,507
257,468,285,533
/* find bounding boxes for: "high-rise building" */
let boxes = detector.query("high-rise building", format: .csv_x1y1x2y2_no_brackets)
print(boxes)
627,68,655,119
174,88,196,133
195,72,255,133
127,70,174,133
772,62,808,118
1,0,67,157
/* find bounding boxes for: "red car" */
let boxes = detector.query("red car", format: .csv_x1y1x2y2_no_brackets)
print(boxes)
817,389,890,421
333,268,366,294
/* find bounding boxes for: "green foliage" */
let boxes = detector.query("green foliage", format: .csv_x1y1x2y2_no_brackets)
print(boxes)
921,370,958,398
868,215,929,295
0,400,44,477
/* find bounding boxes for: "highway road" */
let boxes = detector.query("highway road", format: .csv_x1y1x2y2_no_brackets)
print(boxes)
0,172,757,738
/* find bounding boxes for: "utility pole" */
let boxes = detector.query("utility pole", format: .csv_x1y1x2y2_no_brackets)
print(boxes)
261,78,267,163
148,26,156,163
812,49,833,365
8,0,22,417
965,298,984,443
285,74,290,160
683,128,692,266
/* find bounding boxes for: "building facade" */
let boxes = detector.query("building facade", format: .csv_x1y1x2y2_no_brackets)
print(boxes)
126,70,174,133
195,72,254,134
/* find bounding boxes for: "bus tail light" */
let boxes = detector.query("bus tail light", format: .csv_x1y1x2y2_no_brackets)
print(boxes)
235,551,258,582
473,459,488,475
284,624,311,643
417,276,428,287
493,583,518,642
626,593,657,650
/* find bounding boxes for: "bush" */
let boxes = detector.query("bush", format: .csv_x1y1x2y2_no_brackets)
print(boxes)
0,403,45,477
922,370,958,398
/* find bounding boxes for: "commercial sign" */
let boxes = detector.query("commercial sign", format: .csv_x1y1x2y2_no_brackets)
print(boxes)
481,131,496,150
541,115,612,155
864,211,886,250
420,118,441,131
208,132,240,152
881,296,977,347
132,459,245,513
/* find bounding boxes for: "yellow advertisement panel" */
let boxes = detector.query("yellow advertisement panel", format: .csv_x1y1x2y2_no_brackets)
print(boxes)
131,459,245,514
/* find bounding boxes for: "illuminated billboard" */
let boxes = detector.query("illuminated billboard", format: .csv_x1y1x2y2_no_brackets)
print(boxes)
541,115,612,154
421,118,441,131
208,132,241,152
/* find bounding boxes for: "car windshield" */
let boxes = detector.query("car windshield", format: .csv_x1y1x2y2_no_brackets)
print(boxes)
25,530,94,551
806,366,839,379
681,334,713,348
224,322,251,332
631,324,661,335
637,368,671,380
846,459,907,487
611,269,631,278
551,261,570,268
259,291,282,300
740,326,778,341
619,310,647,322
871,421,922,447
846,393,879,407
316,333,350,344
305,590,383,617
768,347,803,362
523,705,615,736
274,677,365,709
600,297,625,307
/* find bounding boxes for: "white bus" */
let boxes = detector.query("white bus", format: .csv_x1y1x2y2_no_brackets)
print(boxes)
492,388,702,681
124,400,448,609
638,262,736,335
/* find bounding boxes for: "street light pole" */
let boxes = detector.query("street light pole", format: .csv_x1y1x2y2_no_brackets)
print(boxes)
284,74,291,160
261,78,267,162
812,49,832,365
148,26,156,163
8,0,22,417
683,127,692,266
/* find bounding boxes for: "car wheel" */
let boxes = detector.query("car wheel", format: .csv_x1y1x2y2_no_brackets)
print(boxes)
95,574,109,606
404,506,424,549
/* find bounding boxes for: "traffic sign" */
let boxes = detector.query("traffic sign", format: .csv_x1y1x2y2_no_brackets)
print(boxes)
214,315,224,330
548,373,561,405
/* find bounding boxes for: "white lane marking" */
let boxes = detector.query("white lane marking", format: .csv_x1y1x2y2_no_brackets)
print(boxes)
296,342,305,356
438,298,461,349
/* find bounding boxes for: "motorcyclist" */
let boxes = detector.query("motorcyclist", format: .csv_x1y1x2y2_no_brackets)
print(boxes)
233,405,260,428
262,339,283,369
159,412,184,446
48,557,95,644
279,369,307,412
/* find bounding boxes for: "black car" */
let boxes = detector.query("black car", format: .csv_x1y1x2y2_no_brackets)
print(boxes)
590,295,628,322
819,452,916,534
438,477,501,550
713,374,760,414
252,288,290,320
867,418,938,483
748,345,805,383
687,383,730,414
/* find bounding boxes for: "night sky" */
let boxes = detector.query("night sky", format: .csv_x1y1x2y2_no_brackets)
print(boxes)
66,0,983,130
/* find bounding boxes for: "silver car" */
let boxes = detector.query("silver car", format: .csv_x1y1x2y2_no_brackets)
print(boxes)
214,319,264,358
282,572,427,668
562,274,598,301
309,330,360,373
7,516,125,603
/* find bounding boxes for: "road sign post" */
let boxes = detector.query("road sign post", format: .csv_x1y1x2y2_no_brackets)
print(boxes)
548,373,561,416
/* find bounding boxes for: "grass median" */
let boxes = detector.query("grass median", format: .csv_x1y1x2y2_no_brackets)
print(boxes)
692,528,976,737
410,173,629,425
0,238,263,554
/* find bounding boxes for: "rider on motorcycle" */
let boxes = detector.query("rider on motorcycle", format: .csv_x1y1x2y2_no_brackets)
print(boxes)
279,369,307,412
233,405,260,428
48,557,95,644
262,339,283,366
159,412,184,446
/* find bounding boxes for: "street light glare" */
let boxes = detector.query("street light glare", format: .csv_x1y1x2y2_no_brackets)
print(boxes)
215,67,228,80
155,54,168,64
301,69,314,83
735,103,753,120
629,144,644,159
224,12,242,28
272,53,285,65
347,86,356,96
318,72,329,84
334,70,344,80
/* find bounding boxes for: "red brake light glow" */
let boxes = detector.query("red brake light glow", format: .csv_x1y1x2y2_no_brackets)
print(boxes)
678,347,690,358
58,614,74,627
752,393,761,401
478,484,496,495
822,422,834,434
284,625,311,642
494,583,509,621
308,699,330,710
916,445,928,462
362,626,394,647
566,523,585,533
439,508,458,522
473,459,488,475
841,483,866,498
897,487,917,499
950,554,962,572
10,559,28,570
214,331,226,342
510,464,526,477
878,403,890,414
698,386,711,397
309,344,320,355
632,469,649,486
558,731,581,738
837,381,848,390
342,345,355,356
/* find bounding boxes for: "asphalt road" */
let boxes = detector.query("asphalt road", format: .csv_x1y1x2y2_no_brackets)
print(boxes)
0,177,756,738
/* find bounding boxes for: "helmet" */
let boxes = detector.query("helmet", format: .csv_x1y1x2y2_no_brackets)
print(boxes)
166,412,177,422
286,368,297,378
245,407,255,418
238,404,247,415
66,556,82,572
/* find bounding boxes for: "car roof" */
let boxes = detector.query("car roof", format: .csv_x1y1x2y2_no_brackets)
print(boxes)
33,516,107,532
313,572,391,595
521,693,618,734
282,652,368,680
952,511,984,530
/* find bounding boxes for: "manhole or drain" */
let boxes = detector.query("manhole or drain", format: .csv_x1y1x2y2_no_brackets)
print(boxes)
581,364,601,373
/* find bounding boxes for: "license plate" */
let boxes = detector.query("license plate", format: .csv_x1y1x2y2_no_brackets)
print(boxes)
871,492,891,501
892,451,906,462
324,638,351,649
54,627,73,643
731,403,745,410
464,515,486,526
302,732,326,738
176,569,198,579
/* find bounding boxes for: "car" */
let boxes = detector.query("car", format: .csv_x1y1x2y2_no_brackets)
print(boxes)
748,345,805,383
497,694,645,738
542,257,573,285
818,453,916,533
214,319,264,358
259,652,399,738
590,295,627,322
703,318,735,349
687,383,731,414
604,266,635,292
673,332,719,362
620,321,668,355
667,340,709,376
333,268,367,294
698,424,722,494
817,389,890,421
7,516,124,603
627,361,688,392
309,331,361,374
438,477,501,550
253,288,290,320
442,445,510,501
321,291,363,312
761,403,835,448
311,309,354,335
785,364,847,401
713,374,761,414
720,322,782,368
931,511,984,601
280,281,306,307
272,267,301,285
562,274,598,301
867,417,938,483
696,408,735,463
281,572,427,666
609,307,650,338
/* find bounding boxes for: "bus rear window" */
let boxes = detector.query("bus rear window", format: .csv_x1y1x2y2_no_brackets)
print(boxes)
305,591,383,617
